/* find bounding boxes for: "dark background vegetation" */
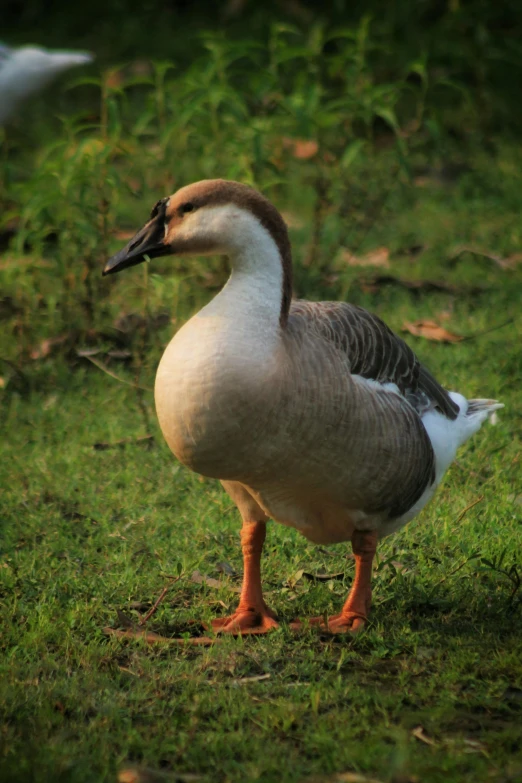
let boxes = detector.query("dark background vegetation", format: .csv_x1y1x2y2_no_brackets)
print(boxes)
4,0,522,132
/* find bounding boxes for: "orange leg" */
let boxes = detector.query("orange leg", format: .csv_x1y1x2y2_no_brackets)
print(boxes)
211,520,278,635
293,529,378,634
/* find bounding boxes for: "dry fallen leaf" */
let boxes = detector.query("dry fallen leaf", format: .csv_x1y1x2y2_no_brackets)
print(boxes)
402,319,463,343
234,673,271,684
282,137,319,160
304,773,385,783
103,627,218,646
412,725,437,746
294,140,318,159
339,247,390,269
118,766,202,783
30,334,69,360
191,569,241,592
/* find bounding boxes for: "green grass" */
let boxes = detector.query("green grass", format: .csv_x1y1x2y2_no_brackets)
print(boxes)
1,170,522,783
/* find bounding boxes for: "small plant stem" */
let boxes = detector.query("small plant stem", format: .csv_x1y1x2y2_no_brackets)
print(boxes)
100,73,108,140
138,586,170,626
304,172,329,268
138,574,183,627
81,354,152,392
432,554,481,590
455,495,484,524
508,566,520,601
135,382,153,435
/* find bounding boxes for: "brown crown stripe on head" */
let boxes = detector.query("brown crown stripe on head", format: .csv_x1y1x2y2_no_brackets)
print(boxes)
168,180,293,326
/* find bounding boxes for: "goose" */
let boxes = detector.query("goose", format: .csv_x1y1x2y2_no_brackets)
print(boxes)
0,43,92,125
103,179,502,635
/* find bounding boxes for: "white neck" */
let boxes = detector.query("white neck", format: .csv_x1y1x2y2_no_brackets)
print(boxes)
199,210,284,331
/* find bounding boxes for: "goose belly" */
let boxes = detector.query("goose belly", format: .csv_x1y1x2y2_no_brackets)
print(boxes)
252,483,383,544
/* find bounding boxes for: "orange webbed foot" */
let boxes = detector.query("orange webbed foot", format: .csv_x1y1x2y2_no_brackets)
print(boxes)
291,529,377,635
290,611,367,635
208,604,279,635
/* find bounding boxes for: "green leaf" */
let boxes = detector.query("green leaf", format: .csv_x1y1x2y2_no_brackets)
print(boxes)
340,138,367,169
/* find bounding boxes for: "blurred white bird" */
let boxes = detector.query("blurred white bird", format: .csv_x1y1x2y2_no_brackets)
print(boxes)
0,43,93,124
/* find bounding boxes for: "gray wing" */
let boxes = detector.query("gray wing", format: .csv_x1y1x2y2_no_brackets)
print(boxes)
289,300,459,420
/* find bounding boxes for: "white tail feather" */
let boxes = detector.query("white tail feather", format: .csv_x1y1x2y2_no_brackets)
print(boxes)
392,391,504,530
467,398,504,415
421,392,503,485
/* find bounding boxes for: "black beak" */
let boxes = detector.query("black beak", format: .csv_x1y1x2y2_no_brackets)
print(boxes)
103,199,171,276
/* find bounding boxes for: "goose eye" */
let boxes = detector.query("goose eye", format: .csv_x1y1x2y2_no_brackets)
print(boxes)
181,202,194,214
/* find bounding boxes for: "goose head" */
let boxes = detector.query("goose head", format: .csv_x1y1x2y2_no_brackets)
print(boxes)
103,178,293,322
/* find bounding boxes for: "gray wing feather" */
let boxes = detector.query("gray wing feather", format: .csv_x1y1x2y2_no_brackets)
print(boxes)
289,300,459,420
